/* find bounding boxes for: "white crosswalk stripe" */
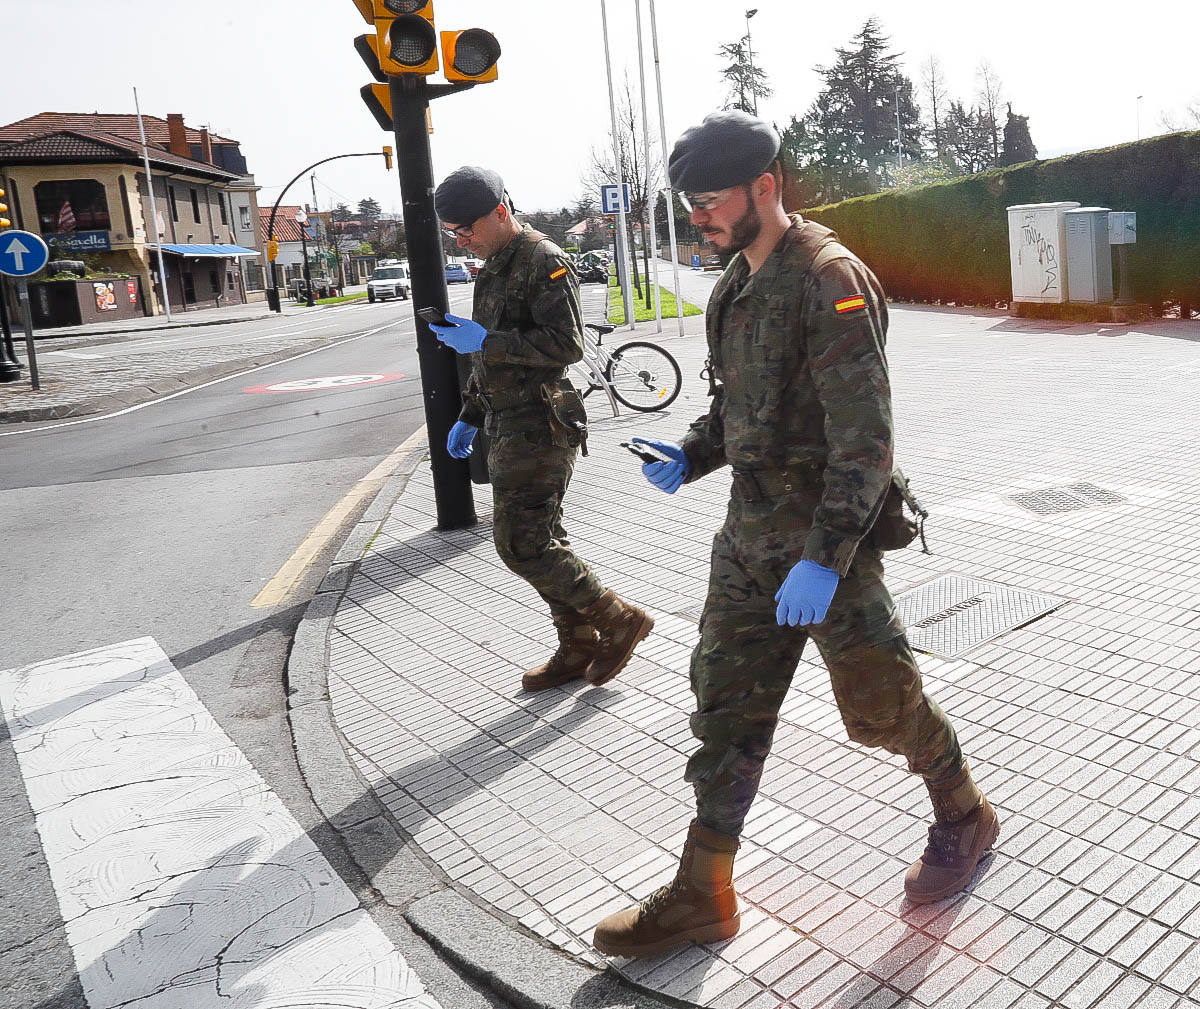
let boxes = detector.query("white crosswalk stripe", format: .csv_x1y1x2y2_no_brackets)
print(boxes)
0,637,441,1009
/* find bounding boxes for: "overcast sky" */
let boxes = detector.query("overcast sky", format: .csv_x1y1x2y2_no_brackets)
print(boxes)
9,1,1198,217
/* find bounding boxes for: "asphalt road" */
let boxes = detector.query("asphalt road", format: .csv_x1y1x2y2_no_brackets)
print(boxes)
0,291,510,1008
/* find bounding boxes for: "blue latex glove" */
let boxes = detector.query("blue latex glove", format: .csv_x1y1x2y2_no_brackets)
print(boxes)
632,436,689,494
430,312,487,354
775,560,841,627
446,421,478,459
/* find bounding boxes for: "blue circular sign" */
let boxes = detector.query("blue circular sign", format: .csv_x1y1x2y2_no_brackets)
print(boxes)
0,230,50,278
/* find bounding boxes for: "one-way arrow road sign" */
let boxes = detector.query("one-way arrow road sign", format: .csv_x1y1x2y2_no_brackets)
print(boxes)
0,229,50,277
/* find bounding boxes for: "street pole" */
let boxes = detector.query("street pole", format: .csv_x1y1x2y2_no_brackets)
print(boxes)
745,9,758,116
15,279,39,390
600,0,635,329
389,73,476,529
633,0,662,333
1136,94,1143,140
133,87,172,321
0,277,22,382
296,209,315,307
648,0,685,337
895,83,903,179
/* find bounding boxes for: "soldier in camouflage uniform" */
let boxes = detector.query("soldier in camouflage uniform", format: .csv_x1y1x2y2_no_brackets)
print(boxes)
431,166,653,692
592,113,999,959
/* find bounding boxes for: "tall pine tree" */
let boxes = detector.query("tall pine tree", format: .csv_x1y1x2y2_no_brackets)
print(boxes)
1000,104,1038,165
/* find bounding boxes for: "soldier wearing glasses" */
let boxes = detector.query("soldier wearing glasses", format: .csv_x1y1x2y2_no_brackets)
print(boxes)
592,113,998,958
430,166,653,692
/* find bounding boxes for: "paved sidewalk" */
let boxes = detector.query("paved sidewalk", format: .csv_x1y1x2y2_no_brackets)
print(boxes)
311,307,1200,1008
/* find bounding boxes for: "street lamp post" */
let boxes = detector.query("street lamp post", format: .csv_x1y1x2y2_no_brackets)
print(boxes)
744,8,758,116
295,209,315,307
1136,94,1144,140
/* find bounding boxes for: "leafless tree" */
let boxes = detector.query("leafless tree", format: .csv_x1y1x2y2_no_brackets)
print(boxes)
586,77,662,306
921,55,949,160
976,61,1005,164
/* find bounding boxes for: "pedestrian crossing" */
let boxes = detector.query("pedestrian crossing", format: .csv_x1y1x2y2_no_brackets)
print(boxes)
0,637,440,1009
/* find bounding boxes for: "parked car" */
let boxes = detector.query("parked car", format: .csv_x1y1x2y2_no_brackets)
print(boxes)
463,258,482,278
445,263,471,284
367,263,410,302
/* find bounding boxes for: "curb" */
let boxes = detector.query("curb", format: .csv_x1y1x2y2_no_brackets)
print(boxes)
283,437,683,1009
0,328,373,424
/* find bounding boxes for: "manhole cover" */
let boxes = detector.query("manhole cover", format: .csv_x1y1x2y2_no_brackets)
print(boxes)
895,574,1069,659
1006,482,1127,515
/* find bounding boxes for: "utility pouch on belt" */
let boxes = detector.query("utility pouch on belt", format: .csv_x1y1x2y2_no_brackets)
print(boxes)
541,379,589,456
867,468,931,554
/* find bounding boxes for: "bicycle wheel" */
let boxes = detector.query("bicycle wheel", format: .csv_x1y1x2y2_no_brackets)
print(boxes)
605,341,682,411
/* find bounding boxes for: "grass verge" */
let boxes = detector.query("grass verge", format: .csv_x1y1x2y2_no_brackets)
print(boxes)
607,274,702,324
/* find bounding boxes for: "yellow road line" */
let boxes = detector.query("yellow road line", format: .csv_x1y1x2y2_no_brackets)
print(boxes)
251,426,427,609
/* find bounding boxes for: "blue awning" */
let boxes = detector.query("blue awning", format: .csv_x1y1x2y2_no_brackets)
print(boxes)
150,243,260,258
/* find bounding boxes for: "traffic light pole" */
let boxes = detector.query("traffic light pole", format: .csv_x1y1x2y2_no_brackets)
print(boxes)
265,151,387,312
389,73,477,530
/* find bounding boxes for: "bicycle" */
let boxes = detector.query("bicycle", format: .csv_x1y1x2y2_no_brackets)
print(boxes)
572,322,683,415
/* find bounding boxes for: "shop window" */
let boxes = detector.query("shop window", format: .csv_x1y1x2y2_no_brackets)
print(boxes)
34,179,111,234
183,272,196,303
208,267,220,294
227,271,236,291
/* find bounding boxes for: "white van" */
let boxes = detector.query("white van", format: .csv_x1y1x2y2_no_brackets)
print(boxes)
367,262,410,302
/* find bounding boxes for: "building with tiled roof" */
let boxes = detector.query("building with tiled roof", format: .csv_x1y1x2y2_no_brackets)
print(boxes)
0,110,266,320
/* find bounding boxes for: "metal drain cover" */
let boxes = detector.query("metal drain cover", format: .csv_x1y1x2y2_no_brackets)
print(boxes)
896,574,1069,659
1007,482,1127,515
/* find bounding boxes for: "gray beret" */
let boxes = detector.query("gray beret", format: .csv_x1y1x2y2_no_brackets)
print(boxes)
668,110,781,192
434,166,505,225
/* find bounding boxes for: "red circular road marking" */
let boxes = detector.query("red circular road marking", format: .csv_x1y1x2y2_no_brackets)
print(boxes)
244,373,406,394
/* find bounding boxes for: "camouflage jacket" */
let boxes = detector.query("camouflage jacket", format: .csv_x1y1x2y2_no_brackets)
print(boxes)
457,225,584,432
680,216,894,575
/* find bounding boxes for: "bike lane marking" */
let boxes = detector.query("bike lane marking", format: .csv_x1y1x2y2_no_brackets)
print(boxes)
0,637,441,1009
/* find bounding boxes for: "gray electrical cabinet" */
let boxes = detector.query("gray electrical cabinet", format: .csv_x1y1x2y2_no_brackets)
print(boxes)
1064,207,1113,304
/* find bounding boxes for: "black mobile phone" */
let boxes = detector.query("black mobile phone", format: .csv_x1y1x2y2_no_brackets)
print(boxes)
417,306,451,327
620,441,667,464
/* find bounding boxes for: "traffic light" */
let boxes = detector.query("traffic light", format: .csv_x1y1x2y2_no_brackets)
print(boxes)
0,187,9,229
440,29,500,83
361,83,393,131
382,145,393,171
266,239,279,262
364,0,438,76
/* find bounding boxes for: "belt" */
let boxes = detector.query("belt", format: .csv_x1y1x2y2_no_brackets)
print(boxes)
731,462,823,501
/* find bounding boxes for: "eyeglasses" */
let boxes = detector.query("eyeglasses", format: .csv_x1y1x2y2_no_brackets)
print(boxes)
442,220,477,240
677,188,737,213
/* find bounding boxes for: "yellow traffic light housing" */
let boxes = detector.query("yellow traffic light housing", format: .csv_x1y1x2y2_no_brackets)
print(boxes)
266,239,279,262
377,0,438,75
440,29,500,83
382,146,393,171
0,187,9,229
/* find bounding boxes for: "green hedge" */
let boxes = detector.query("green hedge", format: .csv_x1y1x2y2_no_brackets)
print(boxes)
801,131,1200,313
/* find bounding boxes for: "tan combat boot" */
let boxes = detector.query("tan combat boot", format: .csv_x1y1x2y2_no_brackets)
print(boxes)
578,590,654,686
592,820,740,957
521,613,598,691
905,762,1000,904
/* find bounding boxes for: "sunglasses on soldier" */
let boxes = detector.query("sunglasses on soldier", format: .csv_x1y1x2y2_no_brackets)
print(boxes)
677,188,738,213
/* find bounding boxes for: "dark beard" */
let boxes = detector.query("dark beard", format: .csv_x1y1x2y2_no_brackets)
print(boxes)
712,198,762,253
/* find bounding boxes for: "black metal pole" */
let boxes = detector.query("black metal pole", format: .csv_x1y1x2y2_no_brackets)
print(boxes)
0,276,21,382
390,73,476,530
300,224,314,307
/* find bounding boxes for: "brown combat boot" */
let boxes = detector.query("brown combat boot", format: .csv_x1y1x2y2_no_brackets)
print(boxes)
592,820,740,957
521,613,598,691
905,763,1000,904
578,590,654,686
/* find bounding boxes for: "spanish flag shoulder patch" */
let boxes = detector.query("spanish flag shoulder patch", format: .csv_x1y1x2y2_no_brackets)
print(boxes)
549,265,568,281
834,293,867,314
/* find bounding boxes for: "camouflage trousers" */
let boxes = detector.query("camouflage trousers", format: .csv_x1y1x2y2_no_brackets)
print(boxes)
688,492,963,837
488,428,605,616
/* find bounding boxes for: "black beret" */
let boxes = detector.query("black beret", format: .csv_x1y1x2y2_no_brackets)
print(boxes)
434,166,505,225
668,110,781,192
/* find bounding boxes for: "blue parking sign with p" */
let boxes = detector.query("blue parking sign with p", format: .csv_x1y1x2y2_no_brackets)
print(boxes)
600,184,631,215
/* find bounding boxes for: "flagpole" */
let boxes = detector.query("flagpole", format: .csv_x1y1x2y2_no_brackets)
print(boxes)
648,0,684,336
133,87,172,321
